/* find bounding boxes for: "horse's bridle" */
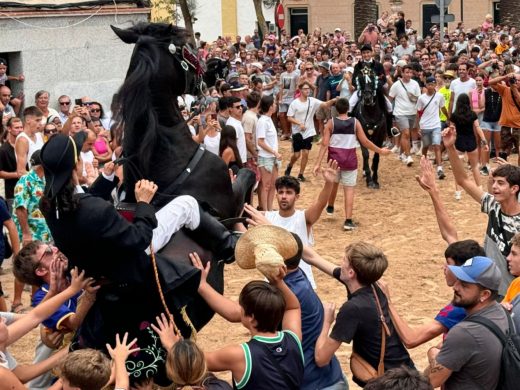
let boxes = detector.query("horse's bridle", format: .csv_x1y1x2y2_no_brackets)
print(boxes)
168,41,205,95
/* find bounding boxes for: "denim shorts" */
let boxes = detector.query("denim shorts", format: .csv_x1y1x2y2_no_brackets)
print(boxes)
258,156,281,173
395,115,417,130
421,127,441,147
481,121,500,131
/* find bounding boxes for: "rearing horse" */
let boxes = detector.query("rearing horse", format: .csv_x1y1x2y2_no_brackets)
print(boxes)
109,23,255,384
353,70,387,189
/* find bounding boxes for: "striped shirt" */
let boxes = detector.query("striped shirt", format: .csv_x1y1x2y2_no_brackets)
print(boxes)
328,116,358,170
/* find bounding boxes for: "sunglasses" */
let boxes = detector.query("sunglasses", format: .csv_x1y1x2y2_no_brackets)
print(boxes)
90,109,101,113
306,67,314,71
59,101,70,105
36,244,53,268
44,128,58,134
233,105,242,109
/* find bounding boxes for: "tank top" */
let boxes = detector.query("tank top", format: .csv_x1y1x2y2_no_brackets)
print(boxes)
234,331,304,390
483,88,502,123
265,210,316,288
15,132,44,169
93,137,108,154
204,132,221,156
470,88,484,110
328,116,358,170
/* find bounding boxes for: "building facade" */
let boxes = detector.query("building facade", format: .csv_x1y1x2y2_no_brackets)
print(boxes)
0,1,150,110
281,0,501,38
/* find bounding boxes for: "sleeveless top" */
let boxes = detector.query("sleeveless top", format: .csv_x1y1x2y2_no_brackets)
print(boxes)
234,331,304,390
470,88,484,111
15,132,44,169
204,132,221,156
94,137,109,154
265,210,316,288
483,88,502,123
328,116,358,170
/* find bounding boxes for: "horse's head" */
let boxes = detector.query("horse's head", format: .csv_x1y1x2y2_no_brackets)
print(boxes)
112,23,204,97
361,81,376,106
203,58,231,87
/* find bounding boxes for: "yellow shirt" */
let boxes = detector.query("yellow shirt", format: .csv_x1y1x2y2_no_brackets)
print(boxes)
438,86,451,122
503,277,520,303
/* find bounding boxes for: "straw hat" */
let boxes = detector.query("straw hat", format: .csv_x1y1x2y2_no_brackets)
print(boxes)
235,225,302,279
443,70,456,79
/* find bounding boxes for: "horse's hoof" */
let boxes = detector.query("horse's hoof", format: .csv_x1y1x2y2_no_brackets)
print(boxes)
368,181,377,189
372,182,380,189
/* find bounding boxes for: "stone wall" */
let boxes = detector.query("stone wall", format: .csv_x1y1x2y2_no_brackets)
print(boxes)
0,11,149,111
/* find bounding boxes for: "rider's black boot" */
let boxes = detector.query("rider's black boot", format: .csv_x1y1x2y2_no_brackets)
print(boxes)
186,206,238,264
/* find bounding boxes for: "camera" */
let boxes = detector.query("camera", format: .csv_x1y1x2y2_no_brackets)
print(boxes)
510,77,517,84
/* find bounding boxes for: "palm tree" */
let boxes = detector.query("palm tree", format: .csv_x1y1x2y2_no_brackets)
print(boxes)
500,0,520,30
353,0,378,39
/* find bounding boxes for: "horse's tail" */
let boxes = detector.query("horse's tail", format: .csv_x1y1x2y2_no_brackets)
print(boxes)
115,36,160,175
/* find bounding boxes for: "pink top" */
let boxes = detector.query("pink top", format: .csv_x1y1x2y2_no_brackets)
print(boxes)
470,89,483,110
94,137,109,154
482,21,493,33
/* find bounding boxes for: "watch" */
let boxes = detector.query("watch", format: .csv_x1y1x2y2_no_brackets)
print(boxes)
480,139,488,147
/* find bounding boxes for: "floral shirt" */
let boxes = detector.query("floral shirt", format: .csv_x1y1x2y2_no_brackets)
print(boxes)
12,169,52,242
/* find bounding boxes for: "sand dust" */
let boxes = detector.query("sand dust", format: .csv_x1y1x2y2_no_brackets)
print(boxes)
3,141,491,389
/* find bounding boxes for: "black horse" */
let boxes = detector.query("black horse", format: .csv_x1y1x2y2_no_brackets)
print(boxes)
203,57,230,88
109,22,255,383
353,72,387,189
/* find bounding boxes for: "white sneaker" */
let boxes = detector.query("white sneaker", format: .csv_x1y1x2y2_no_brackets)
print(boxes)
391,145,400,154
410,145,419,155
405,155,414,166
398,153,405,161
455,190,462,200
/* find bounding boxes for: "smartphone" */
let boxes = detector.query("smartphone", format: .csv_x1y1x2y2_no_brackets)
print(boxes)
208,113,217,121
75,98,82,106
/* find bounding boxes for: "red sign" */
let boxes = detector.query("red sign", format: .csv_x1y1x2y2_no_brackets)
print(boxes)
276,3,285,29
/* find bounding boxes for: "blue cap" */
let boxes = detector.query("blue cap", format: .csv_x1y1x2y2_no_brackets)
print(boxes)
448,256,502,291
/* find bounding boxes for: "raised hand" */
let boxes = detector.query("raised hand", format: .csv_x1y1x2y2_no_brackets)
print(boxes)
441,125,456,149
321,159,340,183
415,156,437,193
243,203,271,227
135,180,158,204
189,252,210,290
150,313,180,351
69,267,94,293
106,332,140,362
49,257,68,294
322,302,336,325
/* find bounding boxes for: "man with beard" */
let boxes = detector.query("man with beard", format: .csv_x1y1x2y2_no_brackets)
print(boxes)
265,160,338,288
425,256,508,390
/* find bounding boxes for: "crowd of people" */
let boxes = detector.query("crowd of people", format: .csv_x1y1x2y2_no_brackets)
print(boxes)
0,7,520,390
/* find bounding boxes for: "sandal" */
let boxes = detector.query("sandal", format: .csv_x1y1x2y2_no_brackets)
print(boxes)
11,303,27,313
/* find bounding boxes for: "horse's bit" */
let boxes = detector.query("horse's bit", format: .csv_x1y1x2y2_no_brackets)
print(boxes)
168,41,205,95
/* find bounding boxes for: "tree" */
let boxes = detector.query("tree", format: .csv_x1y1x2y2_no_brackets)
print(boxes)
252,0,277,39
151,0,197,45
177,0,197,46
353,0,378,40
500,0,520,30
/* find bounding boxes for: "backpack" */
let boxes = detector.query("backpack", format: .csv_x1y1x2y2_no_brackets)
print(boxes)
465,307,520,390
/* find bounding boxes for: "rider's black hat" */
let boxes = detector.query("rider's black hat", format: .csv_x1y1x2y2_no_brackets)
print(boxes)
40,134,81,200
360,44,373,52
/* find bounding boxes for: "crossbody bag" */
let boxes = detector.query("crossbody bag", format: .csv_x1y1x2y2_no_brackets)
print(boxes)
350,285,391,382
399,79,418,103
417,94,436,119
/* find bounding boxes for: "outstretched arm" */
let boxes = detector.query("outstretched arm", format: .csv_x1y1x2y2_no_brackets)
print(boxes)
377,280,447,348
314,302,342,367
416,156,458,244
301,245,336,277
189,253,241,322
305,160,339,225
442,126,485,203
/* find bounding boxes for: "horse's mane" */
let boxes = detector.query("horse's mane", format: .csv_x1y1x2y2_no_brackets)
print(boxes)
113,23,191,175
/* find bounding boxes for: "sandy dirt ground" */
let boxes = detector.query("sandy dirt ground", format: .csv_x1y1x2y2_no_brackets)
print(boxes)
2,140,492,389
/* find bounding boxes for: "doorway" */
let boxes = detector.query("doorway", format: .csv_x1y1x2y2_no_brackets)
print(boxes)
289,8,308,36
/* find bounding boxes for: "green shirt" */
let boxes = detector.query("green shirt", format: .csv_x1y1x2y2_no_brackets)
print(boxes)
13,169,52,242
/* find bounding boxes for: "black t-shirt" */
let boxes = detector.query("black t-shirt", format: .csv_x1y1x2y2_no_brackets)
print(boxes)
0,141,17,199
330,270,414,386
451,111,478,137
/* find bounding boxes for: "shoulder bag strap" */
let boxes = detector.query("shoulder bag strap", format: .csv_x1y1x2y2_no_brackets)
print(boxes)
303,99,311,125
399,79,408,93
250,339,296,390
422,93,437,113
510,88,520,113
371,284,391,376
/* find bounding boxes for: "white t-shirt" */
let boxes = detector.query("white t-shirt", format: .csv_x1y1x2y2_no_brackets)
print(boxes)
256,115,278,158
450,78,476,112
287,97,322,139
417,92,445,129
226,116,247,163
389,79,421,116
264,210,316,288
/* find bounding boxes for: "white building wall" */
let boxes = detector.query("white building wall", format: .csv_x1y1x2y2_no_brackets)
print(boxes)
0,12,148,110
188,0,274,42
